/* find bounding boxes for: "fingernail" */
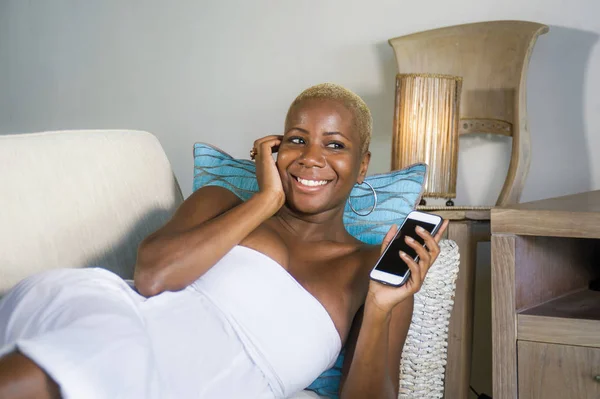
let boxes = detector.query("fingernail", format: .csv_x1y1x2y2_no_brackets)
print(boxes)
405,236,414,243
416,226,425,233
400,251,408,258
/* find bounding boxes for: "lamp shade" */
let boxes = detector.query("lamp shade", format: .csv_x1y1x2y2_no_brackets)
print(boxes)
392,73,462,199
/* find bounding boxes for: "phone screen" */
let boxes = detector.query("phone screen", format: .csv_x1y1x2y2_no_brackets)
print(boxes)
374,219,437,276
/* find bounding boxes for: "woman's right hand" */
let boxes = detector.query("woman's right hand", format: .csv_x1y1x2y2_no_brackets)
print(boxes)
252,135,285,210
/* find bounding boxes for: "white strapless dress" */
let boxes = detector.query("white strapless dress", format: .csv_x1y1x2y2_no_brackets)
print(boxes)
0,246,342,399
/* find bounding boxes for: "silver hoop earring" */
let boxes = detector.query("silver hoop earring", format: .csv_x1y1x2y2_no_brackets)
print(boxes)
348,181,377,216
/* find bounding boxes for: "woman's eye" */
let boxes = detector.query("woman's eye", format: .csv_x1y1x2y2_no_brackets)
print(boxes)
289,137,305,144
327,142,345,149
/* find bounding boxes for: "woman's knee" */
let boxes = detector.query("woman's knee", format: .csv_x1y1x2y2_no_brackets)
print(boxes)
0,351,61,399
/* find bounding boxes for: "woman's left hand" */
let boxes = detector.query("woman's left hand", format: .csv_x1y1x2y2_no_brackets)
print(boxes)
367,219,449,314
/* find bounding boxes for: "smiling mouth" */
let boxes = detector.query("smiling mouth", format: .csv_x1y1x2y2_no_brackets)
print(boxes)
294,176,331,187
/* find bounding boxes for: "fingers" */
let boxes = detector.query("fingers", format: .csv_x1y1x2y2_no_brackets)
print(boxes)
403,223,445,274
415,223,445,258
380,224,398,255
253,136,283,150
433,220,449,242
399,251,424,291
259,138,281,157
253,135,284,147
252,136,283,161
404,235,431,266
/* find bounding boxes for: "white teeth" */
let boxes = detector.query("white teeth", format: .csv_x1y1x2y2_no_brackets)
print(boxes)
297,177,328,187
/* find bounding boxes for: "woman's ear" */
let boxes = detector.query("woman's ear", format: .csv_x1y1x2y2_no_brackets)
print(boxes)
357,151,371,184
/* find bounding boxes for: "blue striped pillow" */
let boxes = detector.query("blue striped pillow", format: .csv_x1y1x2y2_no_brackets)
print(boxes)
193,143,426,398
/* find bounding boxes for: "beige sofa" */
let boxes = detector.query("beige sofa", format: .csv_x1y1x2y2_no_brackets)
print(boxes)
0,130,459,398
0,130,182,294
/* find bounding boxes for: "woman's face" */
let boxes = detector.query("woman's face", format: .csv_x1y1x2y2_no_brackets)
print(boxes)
276,98,370,215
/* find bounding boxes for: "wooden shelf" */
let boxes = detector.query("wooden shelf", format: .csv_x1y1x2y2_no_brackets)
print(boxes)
517,289,600,348
520,289,600,320
492,190,600,238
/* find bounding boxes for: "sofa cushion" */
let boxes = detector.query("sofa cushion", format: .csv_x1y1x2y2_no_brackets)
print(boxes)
0,130,183,295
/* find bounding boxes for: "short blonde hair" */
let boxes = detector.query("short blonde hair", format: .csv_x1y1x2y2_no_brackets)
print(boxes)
286,83,372,154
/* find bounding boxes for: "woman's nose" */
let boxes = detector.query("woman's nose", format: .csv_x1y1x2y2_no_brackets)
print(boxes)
298,144,326,168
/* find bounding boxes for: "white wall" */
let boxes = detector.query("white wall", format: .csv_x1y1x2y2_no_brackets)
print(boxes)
1,0,599,203
1,1,599,396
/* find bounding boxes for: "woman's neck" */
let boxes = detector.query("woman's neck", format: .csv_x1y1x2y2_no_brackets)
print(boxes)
274,205,350,243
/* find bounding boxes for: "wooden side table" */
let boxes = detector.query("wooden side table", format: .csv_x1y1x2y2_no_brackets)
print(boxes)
491,191,600,398
418,205,491,399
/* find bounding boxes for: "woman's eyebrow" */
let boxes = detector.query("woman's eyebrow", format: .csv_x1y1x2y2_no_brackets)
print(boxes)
284,128,350,141
284,127,309,134
323,131,350,141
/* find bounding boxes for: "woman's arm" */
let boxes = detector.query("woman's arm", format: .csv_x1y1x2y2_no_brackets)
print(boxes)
134,135,284,297
340,220,448,398
133,186,280,297
339,297,412,399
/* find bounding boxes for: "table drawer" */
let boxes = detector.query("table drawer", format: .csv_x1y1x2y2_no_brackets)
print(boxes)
518,341,600,398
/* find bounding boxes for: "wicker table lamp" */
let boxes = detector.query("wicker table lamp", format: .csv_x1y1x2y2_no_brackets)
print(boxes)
392,73,462,206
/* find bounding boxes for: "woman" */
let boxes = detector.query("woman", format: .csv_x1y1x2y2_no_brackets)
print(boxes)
0,83,448,399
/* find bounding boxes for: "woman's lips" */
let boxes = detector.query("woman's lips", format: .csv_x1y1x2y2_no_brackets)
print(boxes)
291,175,332,191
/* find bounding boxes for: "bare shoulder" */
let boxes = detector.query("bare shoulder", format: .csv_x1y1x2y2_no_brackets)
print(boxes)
150,186,243,237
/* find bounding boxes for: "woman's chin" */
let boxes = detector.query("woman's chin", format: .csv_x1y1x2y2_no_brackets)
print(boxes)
284,198,331,216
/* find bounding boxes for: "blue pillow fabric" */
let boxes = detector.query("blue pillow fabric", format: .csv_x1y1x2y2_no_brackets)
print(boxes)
193,143,426,397
304,348,345,397
193,144,259,202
